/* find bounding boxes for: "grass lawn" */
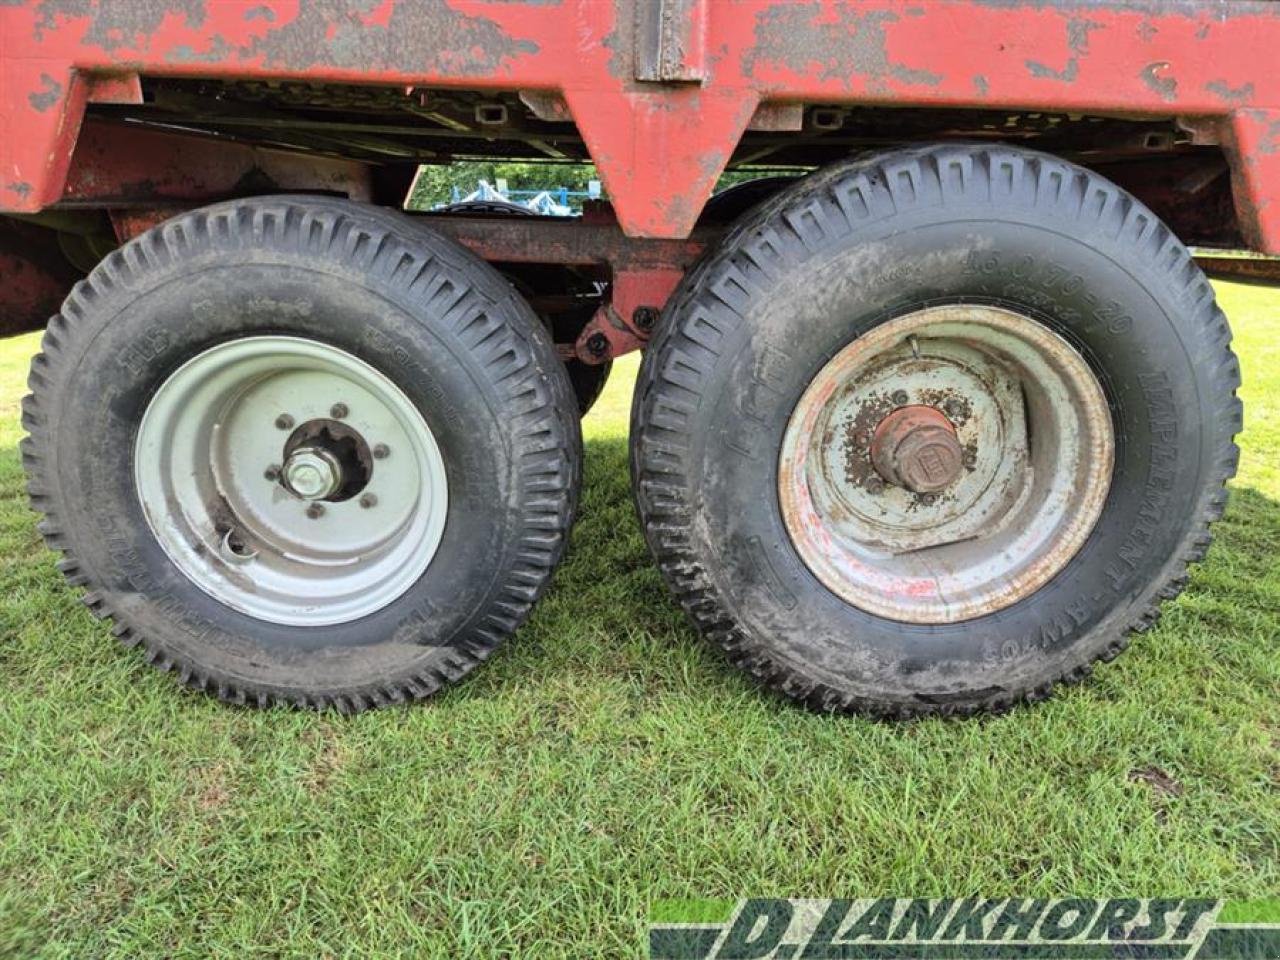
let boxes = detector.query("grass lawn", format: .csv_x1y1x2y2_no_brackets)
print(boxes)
0,281,1276,958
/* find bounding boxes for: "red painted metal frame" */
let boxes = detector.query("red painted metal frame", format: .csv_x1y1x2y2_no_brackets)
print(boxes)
4,1,1280,249
425,202,713,362
62,118,374,209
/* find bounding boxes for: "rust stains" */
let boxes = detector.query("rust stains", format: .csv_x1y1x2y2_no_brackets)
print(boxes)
748,4,942,91
238,2,539,77
1067,16,1102,53
1140,61,1178,102
1026,15,1100,84
27,73,61,112
1026,58,1078,83
1205,79,1255,106
29,0,539,78
840,389,896,491
32,0,209,48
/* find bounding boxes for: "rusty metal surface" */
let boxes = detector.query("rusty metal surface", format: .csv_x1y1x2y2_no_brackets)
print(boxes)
60,119,373,207
1194,247,1280,284
635,0,708,83
422,202,713,362
5,2,1280,246
870,405,964,495
0,217,82,337
777,305,1113,625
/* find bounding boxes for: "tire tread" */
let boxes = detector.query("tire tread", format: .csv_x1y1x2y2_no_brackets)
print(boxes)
23,196,581,712
632,145,1241,718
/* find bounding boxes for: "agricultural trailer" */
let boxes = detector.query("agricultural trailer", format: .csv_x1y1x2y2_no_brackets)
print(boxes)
0,0,1270,716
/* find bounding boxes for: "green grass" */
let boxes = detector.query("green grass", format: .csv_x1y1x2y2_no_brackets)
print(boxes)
0,282,1277,958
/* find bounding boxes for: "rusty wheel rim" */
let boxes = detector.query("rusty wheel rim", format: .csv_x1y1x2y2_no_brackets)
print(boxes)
778,304,1114,624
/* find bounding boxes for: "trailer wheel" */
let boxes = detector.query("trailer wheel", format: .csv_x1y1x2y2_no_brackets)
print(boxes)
632,145,1241,717
23,196,581,711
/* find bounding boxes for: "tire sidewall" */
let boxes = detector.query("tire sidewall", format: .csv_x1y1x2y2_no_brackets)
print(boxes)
664,196,1215,705
51,233,541,696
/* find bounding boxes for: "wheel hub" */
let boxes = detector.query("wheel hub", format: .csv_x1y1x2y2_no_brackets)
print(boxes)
134,336,449,626
281,447,343,500
778,304,1114,624
870,405,963,494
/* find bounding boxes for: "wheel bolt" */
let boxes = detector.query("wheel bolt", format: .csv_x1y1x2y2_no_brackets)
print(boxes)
359,493,378,509
585,332,609,358
865,476,885,494
275,414,295,430
944,399,965,419
264,465,281,482
891,390,909,406
330,402,349,419
306,503,325,519
372,443,390,460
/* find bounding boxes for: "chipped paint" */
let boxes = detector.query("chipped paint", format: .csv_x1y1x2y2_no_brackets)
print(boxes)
1026,57,1078,82
2,0,1280,245
1206,79,1256,106
748,4,943,92
1140,61,1178,101
27,73,62,112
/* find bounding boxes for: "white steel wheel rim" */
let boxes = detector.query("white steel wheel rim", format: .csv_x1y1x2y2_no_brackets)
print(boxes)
135,336,448,626
779,304,1114,624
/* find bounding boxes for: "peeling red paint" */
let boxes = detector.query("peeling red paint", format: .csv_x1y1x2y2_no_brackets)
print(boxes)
2,1,1280,245
1224,109,1280,251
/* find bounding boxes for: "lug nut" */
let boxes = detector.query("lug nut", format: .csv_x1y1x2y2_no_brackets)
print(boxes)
330,402,349,419
372,443,390,460
944,399,965,419
891,390,909,406
865,476,885,494
633,306,660,331
306,503,325,519
585,332,609,358
275,414,295,430
359,493,378,509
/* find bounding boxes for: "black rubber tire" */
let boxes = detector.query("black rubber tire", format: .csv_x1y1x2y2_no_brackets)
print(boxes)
632,144,1242,718
427,203,611,417
699,175,797,225
22,196,582,711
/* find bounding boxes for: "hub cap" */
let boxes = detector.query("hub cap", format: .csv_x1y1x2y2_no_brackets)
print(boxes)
870,405,964,493
778,305,1114,624
135,336,448,626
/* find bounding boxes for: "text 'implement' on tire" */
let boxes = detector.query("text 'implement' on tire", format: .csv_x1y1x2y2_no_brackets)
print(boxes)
22,197,581,711
632,144,1242,718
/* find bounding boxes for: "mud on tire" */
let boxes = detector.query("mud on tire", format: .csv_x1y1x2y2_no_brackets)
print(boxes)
631,144,1242,717
22,196,582,711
